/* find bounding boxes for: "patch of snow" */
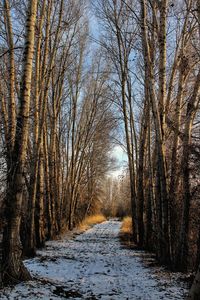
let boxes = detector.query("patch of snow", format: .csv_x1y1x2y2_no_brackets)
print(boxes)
0,221,188,299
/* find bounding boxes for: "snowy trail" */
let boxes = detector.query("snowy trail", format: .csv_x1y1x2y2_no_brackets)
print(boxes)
1,220,187,299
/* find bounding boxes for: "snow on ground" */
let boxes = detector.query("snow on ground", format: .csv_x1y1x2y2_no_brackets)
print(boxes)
0,220,188,299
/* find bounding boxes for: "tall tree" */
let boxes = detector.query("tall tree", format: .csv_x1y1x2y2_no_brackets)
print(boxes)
2,0,38,283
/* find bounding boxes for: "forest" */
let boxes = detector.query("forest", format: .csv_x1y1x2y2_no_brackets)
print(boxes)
0,0,200,299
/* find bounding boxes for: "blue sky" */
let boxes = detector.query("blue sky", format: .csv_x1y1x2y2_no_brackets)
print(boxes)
88,2,129,178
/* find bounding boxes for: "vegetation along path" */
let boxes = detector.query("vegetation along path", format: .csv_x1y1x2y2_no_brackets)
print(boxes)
1,221,187,299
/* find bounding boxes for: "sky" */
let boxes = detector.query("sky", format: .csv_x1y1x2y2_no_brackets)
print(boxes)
87,3,128,179
109,145,128,178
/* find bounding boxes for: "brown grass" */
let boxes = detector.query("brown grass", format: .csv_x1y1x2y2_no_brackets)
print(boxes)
120,216,133,235
120,216,136,248
79,214,106,231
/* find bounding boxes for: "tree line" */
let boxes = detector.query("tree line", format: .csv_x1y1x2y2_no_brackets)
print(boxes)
93,0,200,297
0,0,116,284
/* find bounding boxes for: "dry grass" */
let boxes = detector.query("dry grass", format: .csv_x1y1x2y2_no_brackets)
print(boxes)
120,216,133,235
120,216,136,248
79,214,106,231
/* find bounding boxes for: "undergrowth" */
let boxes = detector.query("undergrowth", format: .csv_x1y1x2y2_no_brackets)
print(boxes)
120,216,133,235
79,214,106,231
120,216,135,249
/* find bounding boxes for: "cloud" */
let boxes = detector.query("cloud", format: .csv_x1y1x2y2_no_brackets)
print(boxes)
111,145,128,163
108,146,128,177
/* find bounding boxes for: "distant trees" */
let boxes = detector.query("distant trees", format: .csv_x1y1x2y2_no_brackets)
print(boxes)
95,0,139,243
102,173,131,218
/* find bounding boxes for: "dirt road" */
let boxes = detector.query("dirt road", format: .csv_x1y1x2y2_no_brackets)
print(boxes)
0,220,187,299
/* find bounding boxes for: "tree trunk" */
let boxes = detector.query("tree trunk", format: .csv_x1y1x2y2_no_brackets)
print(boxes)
2,0,38,284
169,62,187,264
137,83,149,248
114,9,138,243
175,69,200,271
26,0,46,257
3,0,16,151
35,138,45,248
145,109,154,249
188,264,200,299
140,0,170,264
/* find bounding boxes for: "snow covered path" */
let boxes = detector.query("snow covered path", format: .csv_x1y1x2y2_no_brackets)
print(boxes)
1,220,187,299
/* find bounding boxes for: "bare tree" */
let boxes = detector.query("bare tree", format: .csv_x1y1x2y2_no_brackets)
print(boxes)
2,0,38,283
